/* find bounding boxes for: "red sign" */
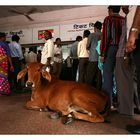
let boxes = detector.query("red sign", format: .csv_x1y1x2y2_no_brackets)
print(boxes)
38,29,54,40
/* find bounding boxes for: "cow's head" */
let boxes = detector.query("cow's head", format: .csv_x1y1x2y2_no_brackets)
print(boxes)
17,62,51,88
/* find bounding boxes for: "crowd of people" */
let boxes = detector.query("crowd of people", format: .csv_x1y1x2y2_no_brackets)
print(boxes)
0,5,139,134
0,33,42,94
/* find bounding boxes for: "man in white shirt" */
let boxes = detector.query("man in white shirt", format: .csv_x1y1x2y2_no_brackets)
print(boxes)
53,38,63,78
77,30,90,83
41,30,54,68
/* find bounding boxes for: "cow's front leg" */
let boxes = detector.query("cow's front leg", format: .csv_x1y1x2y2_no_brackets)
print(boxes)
26,100,45,111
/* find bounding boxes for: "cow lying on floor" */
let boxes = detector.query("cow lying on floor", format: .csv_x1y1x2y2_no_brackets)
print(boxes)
17,62,109,124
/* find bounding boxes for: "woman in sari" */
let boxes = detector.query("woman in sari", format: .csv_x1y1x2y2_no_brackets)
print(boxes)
0,32,13,95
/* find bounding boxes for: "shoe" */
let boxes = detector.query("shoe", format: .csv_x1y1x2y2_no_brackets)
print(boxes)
134,108,140,114
110,105,117,111
126,124,140,134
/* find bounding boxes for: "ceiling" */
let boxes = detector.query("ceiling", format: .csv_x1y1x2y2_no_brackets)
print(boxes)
0,6,85,19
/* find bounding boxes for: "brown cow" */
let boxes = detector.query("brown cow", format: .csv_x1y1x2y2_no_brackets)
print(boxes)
17,62,109,124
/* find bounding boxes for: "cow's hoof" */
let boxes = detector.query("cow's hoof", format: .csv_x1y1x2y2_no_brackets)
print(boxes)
39,108,49,112
50,112,60,119
43,108,49,112
39,108,43,112
62,117,74,125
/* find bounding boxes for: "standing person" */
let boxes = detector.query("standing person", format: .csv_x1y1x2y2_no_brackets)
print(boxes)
65,56,73,80
37,50,42,63
26,47,37,63
132,33,140,115
77,30,90,83
53,38,63,78
86,21,102,89
96,36,104,90
0,32,14,95
8,34,23,91
125,6,140,134
21,47,27,87
41,30,54,72
21,47,26,65
115,6,136,116
70,36,82,81
100,6,125,108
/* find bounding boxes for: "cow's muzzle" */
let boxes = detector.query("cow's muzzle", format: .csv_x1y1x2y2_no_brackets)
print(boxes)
26,81,33,87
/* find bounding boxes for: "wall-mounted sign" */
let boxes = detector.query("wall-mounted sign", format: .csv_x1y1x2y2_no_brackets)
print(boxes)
3,21,101,44
73,22,94,30
33,26,59,44
38,29,54,40
4,29,33,44
60,22,96,41
5,30,24,38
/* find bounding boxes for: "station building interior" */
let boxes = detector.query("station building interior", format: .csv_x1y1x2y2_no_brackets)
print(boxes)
0,5,140,135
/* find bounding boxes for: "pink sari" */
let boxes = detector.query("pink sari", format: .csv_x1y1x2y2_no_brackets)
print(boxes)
0,46,10,94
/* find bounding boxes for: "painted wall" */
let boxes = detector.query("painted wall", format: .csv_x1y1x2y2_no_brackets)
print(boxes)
0,6,108,44
0,5,136,44
0,6,108,30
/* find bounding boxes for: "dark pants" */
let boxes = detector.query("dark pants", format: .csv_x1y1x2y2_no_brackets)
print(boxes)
53,62,62,78
102,46,118,106
115,57,134,115
96,69,102,90
78,58,88,83
8,57,21,90
71,59,79,81
60,63,72,80
85,61,102,89
133,43,140,103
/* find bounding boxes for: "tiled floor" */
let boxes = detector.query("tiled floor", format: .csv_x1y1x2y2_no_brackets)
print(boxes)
0,92,140,134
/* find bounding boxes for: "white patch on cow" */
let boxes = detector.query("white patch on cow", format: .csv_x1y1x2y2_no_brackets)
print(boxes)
31,97,34,101
46,67,50,72
32,106,40,109
68,106,76,113
68,105,89,116
88,112,92,116
68,114,72,117
32,84,35,88
68,105,92,116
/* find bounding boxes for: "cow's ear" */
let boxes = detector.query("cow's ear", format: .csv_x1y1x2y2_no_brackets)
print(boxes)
41,71,51,82
17,68,27,82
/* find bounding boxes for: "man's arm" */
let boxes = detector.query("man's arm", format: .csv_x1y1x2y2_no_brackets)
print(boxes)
86,33,92,50
47,40,54,65
131,6,140,29
126,6,140,52
77,41,81,58
100,17,110,62
100,17,110,57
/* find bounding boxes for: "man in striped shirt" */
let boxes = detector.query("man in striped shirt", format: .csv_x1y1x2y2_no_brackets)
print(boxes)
100,6,125,108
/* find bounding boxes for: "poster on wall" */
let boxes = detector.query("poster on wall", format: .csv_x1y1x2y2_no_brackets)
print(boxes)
60,22,96,41
33,26,59,44
38,29,54,40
